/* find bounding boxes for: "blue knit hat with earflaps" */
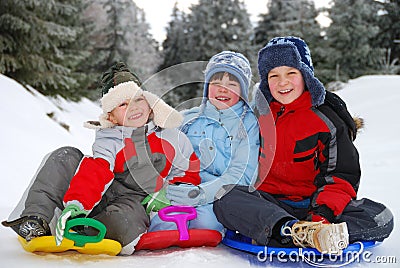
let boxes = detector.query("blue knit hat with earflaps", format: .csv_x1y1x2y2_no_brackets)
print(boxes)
257,36,326,107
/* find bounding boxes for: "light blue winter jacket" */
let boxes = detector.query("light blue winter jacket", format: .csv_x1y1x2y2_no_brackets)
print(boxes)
180,100,260,204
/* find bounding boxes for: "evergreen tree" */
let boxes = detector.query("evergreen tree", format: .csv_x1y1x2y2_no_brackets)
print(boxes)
374,0,400,74
159,3,188,71
76,0,110,97
56,0,93,100
186,0,253,61
125,7,160,81
0,0,88,100
101,0,131,71
254,0,321,47
80,0,160,99
254,0,328,83
156,3,194,105
162,0,254,104
325,0,383,81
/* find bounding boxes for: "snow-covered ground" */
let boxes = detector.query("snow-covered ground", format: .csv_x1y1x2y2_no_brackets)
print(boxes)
0,74,399,267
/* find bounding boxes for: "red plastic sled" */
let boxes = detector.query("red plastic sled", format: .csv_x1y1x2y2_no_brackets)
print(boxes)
136,205,222,251
136,229,222,250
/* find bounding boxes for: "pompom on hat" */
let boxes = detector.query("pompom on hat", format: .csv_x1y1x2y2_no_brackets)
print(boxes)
84,62,183,129
257,36,325,106
203,51,252,102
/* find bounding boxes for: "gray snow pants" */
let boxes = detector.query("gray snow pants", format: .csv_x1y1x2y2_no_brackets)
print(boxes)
8,146,149,254
213,185,394,246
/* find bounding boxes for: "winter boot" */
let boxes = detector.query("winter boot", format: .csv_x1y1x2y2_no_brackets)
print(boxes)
282,221,349,255
2,215,50,241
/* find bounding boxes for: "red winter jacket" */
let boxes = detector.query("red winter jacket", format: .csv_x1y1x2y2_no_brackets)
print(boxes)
258,91,360,221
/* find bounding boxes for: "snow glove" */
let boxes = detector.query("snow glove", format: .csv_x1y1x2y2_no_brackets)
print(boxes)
166,184,206,207
55,204,88,245
141,188,171,214
167,178,247,207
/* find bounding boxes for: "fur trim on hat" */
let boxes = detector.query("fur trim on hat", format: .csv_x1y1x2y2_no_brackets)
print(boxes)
84,81,142,129
101,81,142,113
84,81,182,129
142,91,183,129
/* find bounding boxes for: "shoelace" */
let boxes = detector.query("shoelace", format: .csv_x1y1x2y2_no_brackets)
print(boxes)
282,221,322,249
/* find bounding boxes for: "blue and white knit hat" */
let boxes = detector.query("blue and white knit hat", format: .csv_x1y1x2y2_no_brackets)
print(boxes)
257,36,325,106
204,51,252,102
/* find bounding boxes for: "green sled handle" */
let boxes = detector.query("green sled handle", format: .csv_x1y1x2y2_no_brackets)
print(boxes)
64,218,106,247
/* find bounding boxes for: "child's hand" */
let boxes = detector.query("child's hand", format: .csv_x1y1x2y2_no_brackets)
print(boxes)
55,204,87,245
166,184,206,207
141,188,171,214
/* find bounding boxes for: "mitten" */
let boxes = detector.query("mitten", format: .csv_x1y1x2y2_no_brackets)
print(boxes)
141,188,171,214
55,204,88,245
166,184,206,207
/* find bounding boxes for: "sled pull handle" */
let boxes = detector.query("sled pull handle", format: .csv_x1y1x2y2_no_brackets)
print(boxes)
158,205,197,240
64,218,106,247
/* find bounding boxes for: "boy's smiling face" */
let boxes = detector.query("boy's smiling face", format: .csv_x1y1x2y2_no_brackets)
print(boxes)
108,95,151,127
208,73,241,110
268,66,305,105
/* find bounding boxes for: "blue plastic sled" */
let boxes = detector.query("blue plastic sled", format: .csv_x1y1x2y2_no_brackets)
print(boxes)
222,229,378,257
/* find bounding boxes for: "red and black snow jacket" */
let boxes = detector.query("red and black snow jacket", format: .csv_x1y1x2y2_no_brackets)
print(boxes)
258,91,360,221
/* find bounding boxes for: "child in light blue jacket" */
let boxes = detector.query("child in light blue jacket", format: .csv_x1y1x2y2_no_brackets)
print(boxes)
149,51,260,234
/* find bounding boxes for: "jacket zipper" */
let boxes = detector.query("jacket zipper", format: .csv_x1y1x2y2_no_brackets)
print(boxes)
314,149,319,170
218,111,224,126
275,106,285,124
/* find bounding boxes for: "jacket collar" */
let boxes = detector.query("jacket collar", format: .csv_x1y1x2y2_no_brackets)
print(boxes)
270,91,312,116
203,100,244,119
114,121,158,137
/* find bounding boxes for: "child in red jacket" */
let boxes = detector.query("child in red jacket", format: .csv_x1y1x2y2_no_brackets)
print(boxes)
213,36,393,254
2,62,200,255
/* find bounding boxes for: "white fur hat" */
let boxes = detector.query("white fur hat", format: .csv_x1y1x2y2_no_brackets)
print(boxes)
84,62,183,129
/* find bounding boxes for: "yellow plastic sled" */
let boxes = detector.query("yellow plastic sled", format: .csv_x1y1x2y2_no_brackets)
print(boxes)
18,218,121,256
18,235,121,255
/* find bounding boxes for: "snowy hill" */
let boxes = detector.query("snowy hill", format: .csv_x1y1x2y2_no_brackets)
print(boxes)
0,75,102,207
0,74,399,267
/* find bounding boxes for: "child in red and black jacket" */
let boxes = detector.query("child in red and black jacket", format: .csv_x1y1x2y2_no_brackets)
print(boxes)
213,36,393,255
2,62,200,255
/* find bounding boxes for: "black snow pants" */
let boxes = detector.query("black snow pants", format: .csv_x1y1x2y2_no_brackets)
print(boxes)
213,185,394,246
